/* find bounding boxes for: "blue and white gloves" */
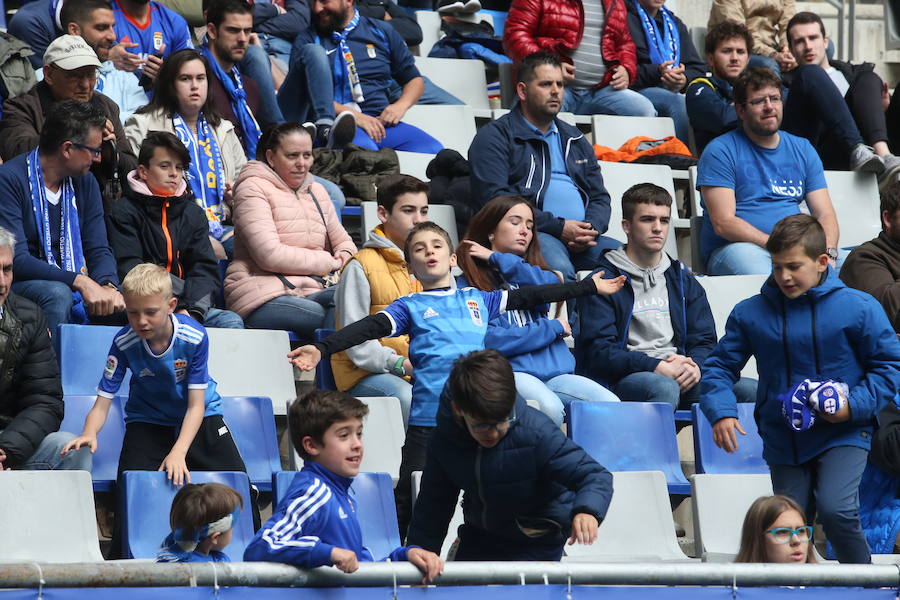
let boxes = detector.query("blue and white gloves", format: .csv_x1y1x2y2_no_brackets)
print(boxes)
781,379,849,431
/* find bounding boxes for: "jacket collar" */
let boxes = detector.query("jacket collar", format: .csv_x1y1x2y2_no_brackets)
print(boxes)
124,170,194,212
302,460,353,494
507,104,579,144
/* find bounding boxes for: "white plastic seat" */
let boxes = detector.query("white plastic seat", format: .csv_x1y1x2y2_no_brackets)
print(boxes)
411,470,464,559
695,274,766,379
362,201,459,249
402,105,477,155
397,150,435,181
822,170,880,249
0,470,104,562
414,56,489,110
564,471,696,562
358,397,405,484
591,115,676,149
690,473,774,562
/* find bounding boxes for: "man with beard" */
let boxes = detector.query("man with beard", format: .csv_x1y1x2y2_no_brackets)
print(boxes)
279,0,442,152
696,66,841,275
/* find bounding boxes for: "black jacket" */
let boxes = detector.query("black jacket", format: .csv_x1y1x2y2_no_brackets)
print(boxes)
625,3,706,91
357,0,423,47
254,0,310,42
106,180,221,321
0,293,64,468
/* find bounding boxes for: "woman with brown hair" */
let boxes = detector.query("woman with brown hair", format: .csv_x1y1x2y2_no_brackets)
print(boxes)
735,495,817,563
457,196,619,427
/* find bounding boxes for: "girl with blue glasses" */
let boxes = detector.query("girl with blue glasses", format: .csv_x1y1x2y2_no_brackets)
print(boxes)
736,495,817,563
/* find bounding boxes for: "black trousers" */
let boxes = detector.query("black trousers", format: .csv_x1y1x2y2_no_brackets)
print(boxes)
395,425,433,542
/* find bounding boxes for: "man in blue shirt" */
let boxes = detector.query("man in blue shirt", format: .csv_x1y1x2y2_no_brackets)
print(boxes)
109,0,193,81
469,51,616,284
697,66,841,275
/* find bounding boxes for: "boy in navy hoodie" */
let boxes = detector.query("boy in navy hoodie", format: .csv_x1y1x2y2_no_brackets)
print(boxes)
243,390,443,582
702,214,900,564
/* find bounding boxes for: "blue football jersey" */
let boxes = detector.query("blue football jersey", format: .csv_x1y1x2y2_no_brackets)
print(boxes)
97,313,222,426
110,0,193,63
380,287,506,426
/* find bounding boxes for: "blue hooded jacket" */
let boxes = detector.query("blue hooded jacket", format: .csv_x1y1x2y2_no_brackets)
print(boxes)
406,389,613,553
700,269,900,465
575,251,717,386
457,252,574,380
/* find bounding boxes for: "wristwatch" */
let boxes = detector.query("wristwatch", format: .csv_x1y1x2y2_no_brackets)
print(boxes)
826,247,838,261
392,357,407,377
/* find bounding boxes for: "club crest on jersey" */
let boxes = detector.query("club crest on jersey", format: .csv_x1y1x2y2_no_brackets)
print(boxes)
104,355,117,379
174,358,188,382
466,300,482,325
153,32,164,50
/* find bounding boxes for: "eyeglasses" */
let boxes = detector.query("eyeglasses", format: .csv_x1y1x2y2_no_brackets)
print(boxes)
466,409,517,434
745,94,783,107
765,526,813,544
73,142,102,157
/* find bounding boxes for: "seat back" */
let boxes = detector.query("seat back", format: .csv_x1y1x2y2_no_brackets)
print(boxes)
564,471,691,562
598,161,679,258
0,470,103,562
414,10,494,57
411,470,463,559
691,473,774,561
692,404,768,475
220,396,281,491
397,150,435,181
414,57,489,109
272,471,400,561
59,395,126,491
358,397,404,483
822,170,880,249
314,328,338,390
120,470,254,559
362,201,459,249
591,115,676,149
566,401,690,494
57,324,124,395
402,105,477,155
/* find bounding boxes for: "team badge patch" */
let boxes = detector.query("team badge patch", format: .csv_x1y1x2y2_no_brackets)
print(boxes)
153,31,164,50
103,355,117,379
466,300,482,326
174,358,188,382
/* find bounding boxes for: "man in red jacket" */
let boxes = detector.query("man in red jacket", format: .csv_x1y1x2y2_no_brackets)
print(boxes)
503,0,655,117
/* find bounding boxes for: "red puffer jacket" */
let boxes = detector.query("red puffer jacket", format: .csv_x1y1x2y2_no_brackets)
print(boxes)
503,0,637,88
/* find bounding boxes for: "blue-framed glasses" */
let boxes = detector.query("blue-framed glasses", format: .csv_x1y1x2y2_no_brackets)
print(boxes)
466,408,517,434
73,142,102,157
765,526,813,544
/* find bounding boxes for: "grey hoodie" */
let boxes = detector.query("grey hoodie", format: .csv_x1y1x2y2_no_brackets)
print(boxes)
605,247,676,360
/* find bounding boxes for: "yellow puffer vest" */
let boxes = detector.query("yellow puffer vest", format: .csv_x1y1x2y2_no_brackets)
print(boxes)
331,230,422,391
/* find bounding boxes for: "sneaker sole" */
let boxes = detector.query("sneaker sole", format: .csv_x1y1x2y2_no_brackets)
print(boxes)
327,112,358,149
437,1,466,12
878,163,900,191
855,155,886,174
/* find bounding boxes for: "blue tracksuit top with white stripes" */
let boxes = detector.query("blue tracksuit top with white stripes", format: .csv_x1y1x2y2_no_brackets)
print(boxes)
243,462,411,567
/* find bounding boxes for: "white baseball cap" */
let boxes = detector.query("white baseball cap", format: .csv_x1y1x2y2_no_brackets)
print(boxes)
43,35,101,70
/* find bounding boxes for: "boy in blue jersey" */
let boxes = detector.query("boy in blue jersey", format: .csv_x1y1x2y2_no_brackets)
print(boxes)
62,263,247,484
110,0,193,81
289,221,626,538
157,482,243,563
244,390,443,582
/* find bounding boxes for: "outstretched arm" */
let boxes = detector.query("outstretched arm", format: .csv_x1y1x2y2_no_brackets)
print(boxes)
505,271,625,312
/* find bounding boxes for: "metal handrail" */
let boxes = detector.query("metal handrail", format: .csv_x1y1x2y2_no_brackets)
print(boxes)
823,0,847,60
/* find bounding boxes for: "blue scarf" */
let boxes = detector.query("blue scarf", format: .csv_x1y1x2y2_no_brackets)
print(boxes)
198,42,261,160
172,113,226,239
632,1,680,67
26,148,88,324
330,9,365,106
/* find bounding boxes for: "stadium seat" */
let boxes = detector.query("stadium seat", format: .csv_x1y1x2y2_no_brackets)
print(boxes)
695,274,767,379
692,404,768,475
564,471,695,562
273,471,401,561
822,170,881,249
120,470,255,560
598,161,680,258
402,105,478,155
397,150,435,181
690,473,773,562
57,324,125,394
566,401,690,494
0,470,104,562
220,396,281,492
414,10,494,57
59,395,126,492
414,57,490,112
411,470,463,559
591,115,676,149
314,328,338,390
361,201,459,249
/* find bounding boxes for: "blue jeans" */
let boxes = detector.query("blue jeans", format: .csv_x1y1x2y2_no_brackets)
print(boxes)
707,242,850,275
613,371,758,411
351,121,444,153
562,86,656,117
749,54,781,77
239,44,284,126
280,43,334,124
514,371,619,427
769,445,870,563
313,175,346,214
12,280,75,333
388,76,464,105
259,33,293,72
13,431,92,471
637,87,689,143
244,287,336,338
537,232,620,283
347,373,412,430
203,307,244,329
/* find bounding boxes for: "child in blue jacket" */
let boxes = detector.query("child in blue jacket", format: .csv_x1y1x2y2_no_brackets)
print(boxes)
702,214,900,564
243,390,443,582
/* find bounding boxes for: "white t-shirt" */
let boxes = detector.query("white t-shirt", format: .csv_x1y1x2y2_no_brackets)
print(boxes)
825,66,850,97
44,186,61,206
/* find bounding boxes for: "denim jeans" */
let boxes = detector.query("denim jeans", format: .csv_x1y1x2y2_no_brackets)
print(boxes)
707,242,850,275
239,44,284,126
348,373,412,430
280,42,335,124
514,371,619,427
387,76,464,106
12,280,75,333
259,33,293,72
537,232,620,283
637,87,689,143
203,307,244,329
749,54,781,77
613,371,758,411
351,121,444,153
13,431,92,471
562,86,656,117
244,287,336,338
769,445,871,563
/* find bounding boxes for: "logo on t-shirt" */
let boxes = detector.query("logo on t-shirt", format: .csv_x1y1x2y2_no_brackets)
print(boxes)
174,358,188,382
153,31,164,51
138,368,155,378
104,355,117,379
769,178,804,198
422,307,439,319
466,300,483,326
338,506,348,519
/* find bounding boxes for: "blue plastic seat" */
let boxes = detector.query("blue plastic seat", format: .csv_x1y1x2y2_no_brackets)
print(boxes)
566,401,691,494
220,397,281,492
692,403,769,475
59,395,126,492
272,471,400,561
314,328,337,390
120,470,255,559
56,325,125,395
